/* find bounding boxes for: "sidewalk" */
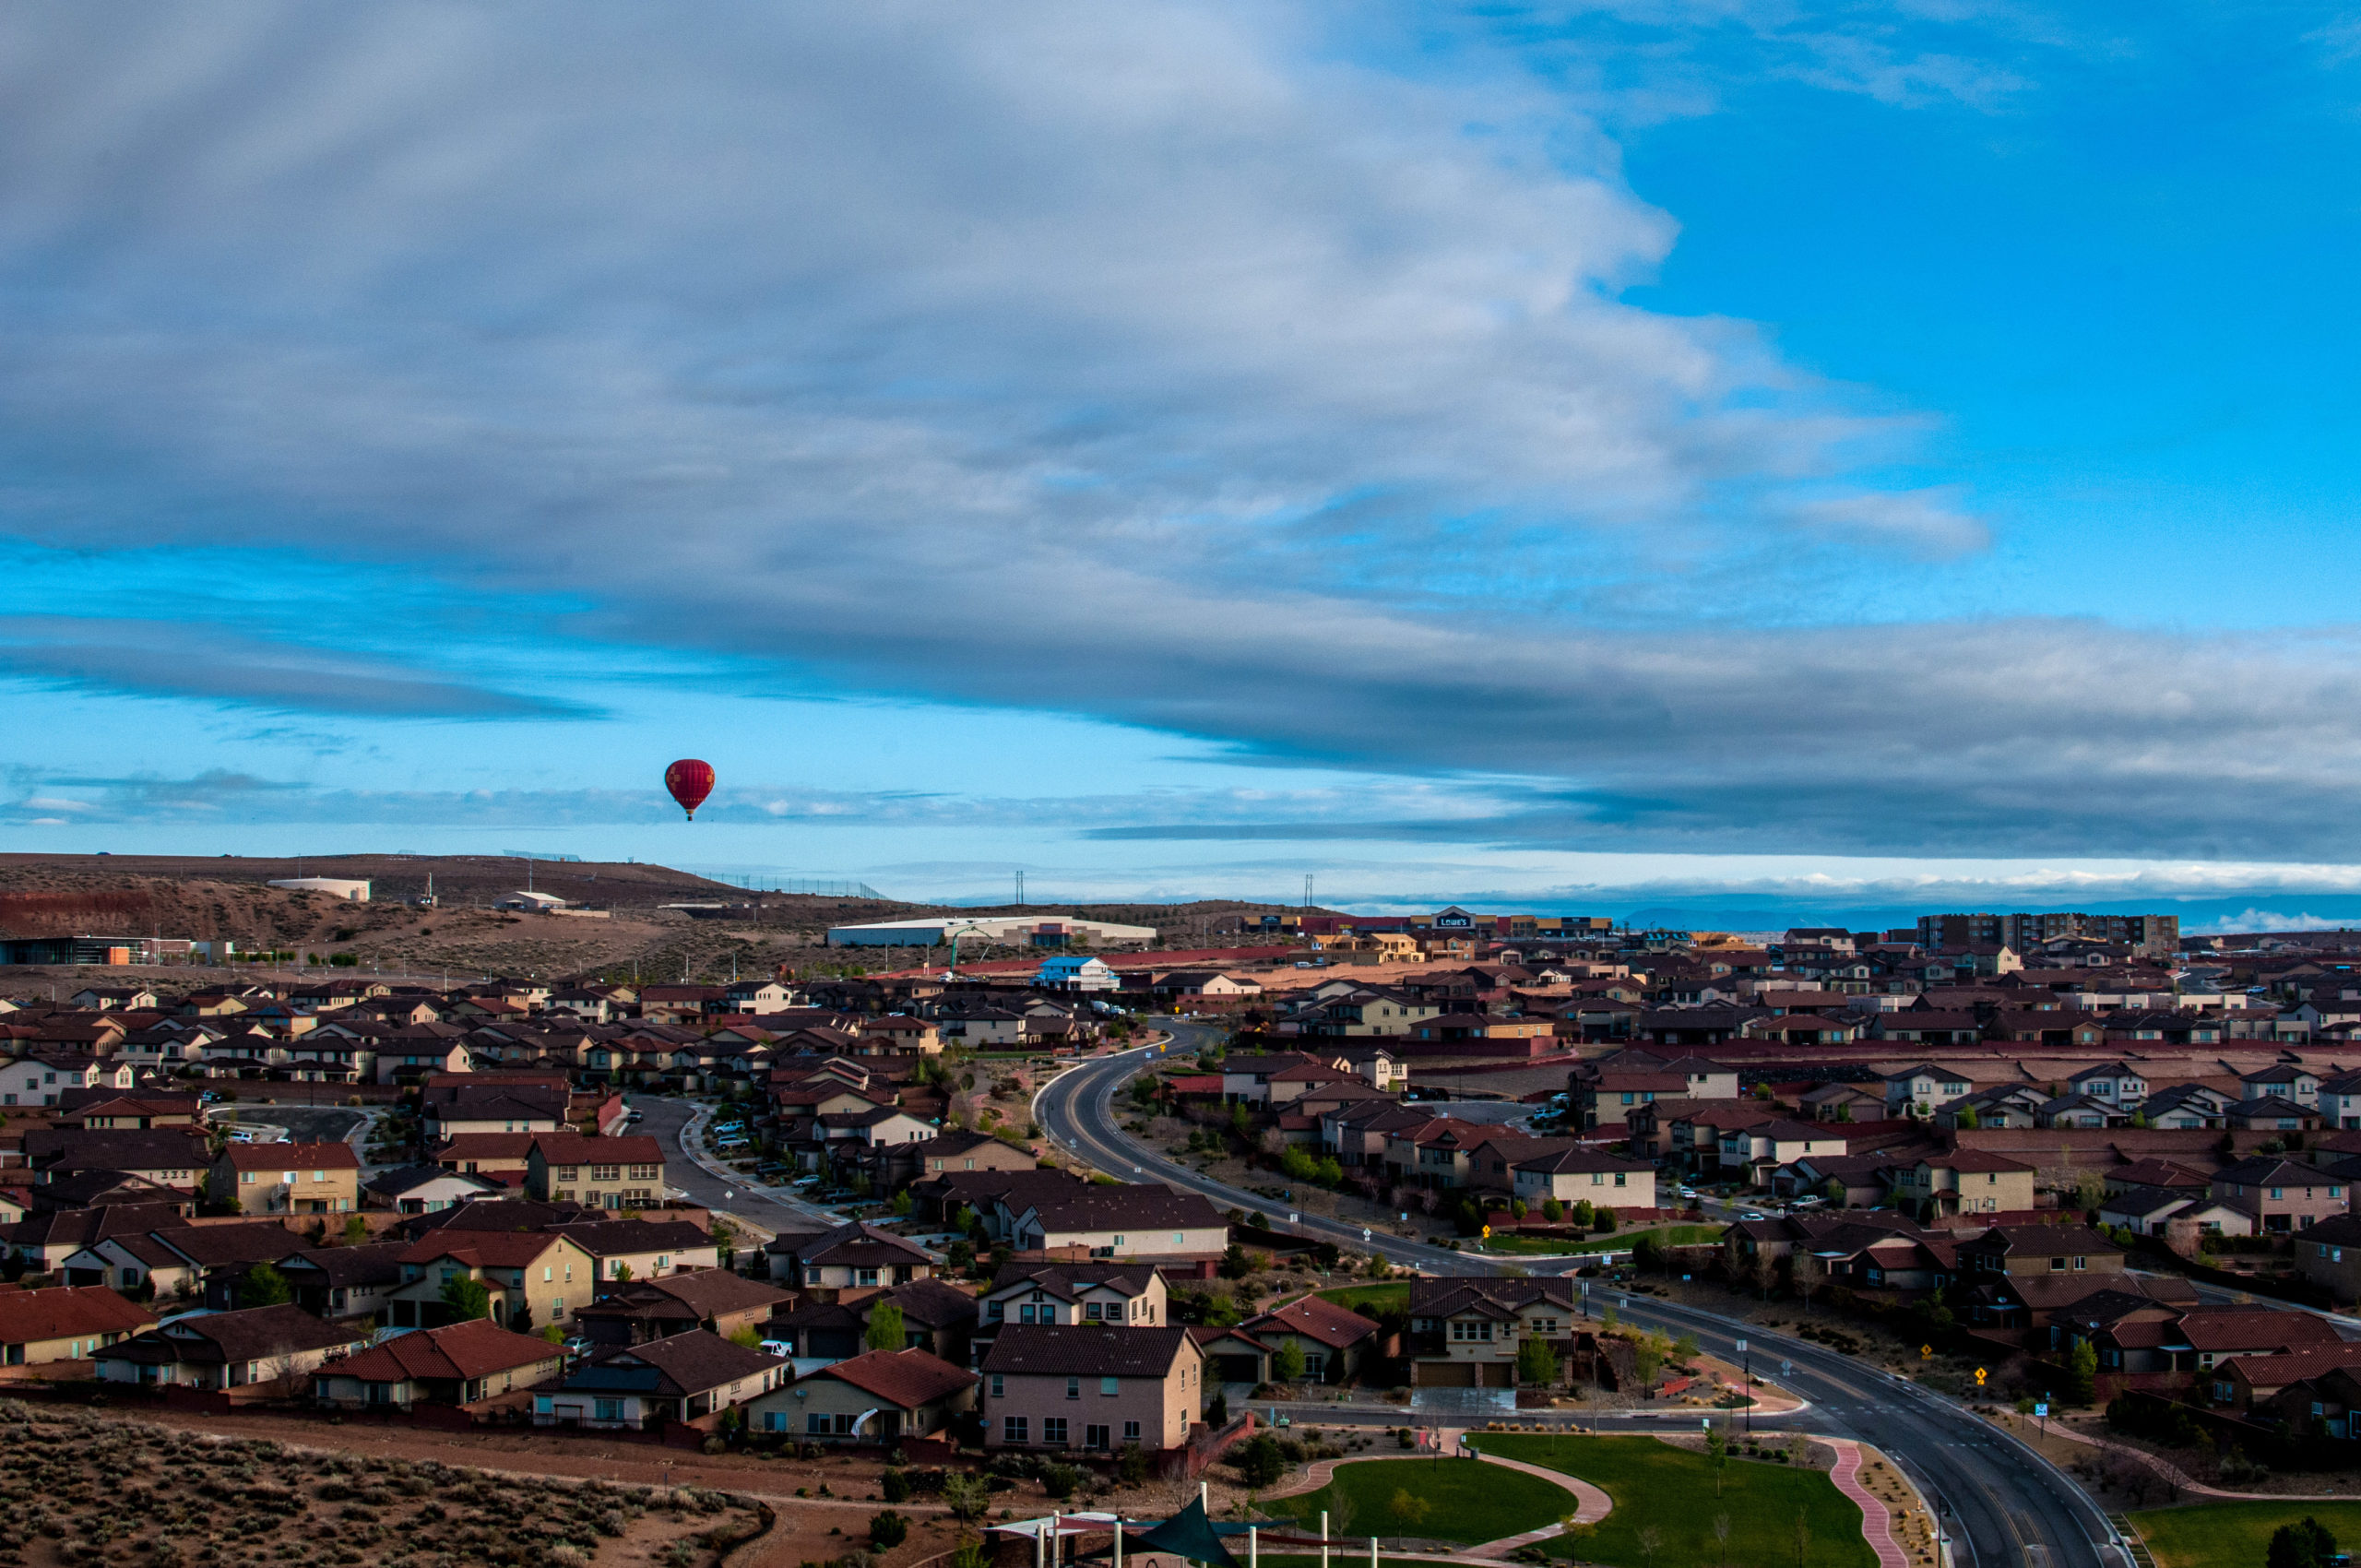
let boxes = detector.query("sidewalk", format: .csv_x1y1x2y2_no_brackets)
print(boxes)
1258,1432,1611,1562
1823,1440,1910,1568
1998,1411,2355,1503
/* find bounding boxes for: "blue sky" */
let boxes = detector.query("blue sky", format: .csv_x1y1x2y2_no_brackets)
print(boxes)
6,1,2361,928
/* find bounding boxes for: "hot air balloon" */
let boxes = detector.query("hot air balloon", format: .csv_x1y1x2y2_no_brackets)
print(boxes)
665,758,716,820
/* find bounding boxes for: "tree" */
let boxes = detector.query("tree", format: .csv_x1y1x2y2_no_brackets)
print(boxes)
611,1261,635,1283
866,1302,907,1352
1220,1243,1251,1279
1792,1513,1811,1568
1516,1336,1560,1387
1510,1198,1528,1220
940,1473,991,1523
1208,1390,1228,1428
1273,1338,1308,1384
1232,1434,1287,1489
1230,1102,1252,1138
440,1275,492,1322
2067,1340,2099,1406
1569,1199,1594,1227
1315,1156,1344,1187
240,1262,292,1308
729,1324,763,1348
954,1204,980,1235
1633,1340,1662,1392
1542,1198,1564,1223
1712,1514,1731,1568
1389,1491,1430,1529
1705,1421,1727,1495
2268,1518,2338,1568
869,1512,909,1549
541,1323,566,1344
342,1214,369,1245
946,1238,975,1274
890,1189,915,1216
1636,1525,1661,1567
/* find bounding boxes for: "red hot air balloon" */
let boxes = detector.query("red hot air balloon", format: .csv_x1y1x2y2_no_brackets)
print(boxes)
665,759,716,820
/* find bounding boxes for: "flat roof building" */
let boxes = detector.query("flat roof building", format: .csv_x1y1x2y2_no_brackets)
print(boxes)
827,916,1157,949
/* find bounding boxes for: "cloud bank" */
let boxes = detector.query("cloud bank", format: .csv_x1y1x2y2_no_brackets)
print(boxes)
0,2,2350,863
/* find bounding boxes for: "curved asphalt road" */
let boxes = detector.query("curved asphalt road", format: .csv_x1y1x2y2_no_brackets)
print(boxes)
1037,1035,2126,1568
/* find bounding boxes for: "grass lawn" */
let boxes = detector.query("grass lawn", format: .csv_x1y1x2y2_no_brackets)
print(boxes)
1262,1456,1572,1545
1313,1282,1408,1313
2130,1502,2361,1568
1483,1433,1876,1568
1480,1223,1725,1257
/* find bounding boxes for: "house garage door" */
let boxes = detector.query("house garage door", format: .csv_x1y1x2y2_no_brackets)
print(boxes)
1415,1361,1476,1387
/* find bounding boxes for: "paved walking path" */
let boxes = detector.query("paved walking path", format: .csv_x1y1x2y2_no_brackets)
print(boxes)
1823,1440,1910,1568
2012,1412,2356,1502
1259,1433,1610,1562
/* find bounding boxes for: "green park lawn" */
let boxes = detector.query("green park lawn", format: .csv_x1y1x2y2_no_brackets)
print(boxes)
1482,1433,1876,1568
1312,1282,1409,1314
1481,1223,1726,1257
2130,1502,2361,1568
1262,1455,1572,1545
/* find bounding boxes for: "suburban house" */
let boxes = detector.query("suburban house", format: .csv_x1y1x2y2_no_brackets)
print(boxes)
546,1218,720,1282
1003,1188,1229,1262
524,1134,668,1209
1888,1151,2037,1218
905,1130,1038,1179
96,1303,364,1391
2298,1214,2361,1304
1240,1294,1378,1384
979,1324,1204,1455
980,1262,1167,1336
1404,1277,1581,1388
744,1347,978,1442
313,1316,564,1410
385,1230,599,1331
275,1242,409,1321
567,1269,792,1348
210,1141,362,1215
532,1329,785,1431
365,1164,506,1214
0,1286,156,1368
2210,1157,2350,1235
1509,1147,1658,1208
1881,1064,1978,1118
769,1222,936,1294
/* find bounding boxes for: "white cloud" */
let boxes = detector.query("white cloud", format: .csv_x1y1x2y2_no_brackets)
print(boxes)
0,3,2356,862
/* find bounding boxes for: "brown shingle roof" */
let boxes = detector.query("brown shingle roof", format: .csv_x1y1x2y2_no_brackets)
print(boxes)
813,1347,977,1408
329,1316,562,1384
219,1141,360,1173
979,1324,1191,1378
1245,1294,1379,1351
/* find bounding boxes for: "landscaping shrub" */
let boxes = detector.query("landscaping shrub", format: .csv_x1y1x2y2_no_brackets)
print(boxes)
869,1512,909,1549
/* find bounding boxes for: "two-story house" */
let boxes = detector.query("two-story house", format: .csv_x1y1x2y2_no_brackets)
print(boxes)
524,1134,667,1209
1404,1277,1581,1388
2212,1157,2350,1235
979,1324,1203,1455
384,1230,598,1332
1890,1151,2035,1218
209,1141,362,1215
1881,1063,1978,1119
1510,1146,1658,1208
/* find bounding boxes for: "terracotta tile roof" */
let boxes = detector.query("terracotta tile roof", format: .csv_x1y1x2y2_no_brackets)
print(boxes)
330,1316,563,1384
1245,1294,1379,1350
0,1285,155,1344
529,1134,665,1166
